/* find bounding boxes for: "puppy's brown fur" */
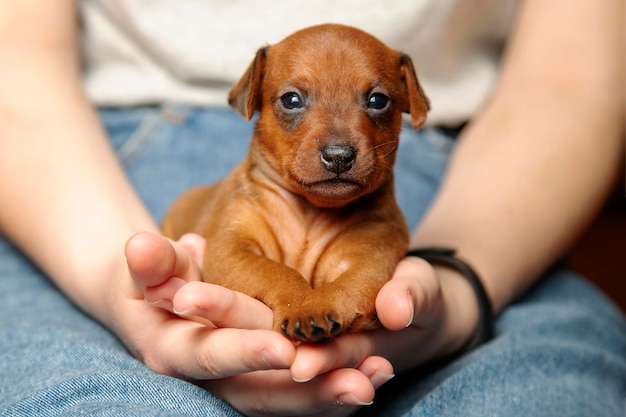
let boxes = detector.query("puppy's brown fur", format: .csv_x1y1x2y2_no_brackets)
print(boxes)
162,24,429,343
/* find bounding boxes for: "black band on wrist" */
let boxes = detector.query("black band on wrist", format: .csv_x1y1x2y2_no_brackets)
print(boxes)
405,247,494,354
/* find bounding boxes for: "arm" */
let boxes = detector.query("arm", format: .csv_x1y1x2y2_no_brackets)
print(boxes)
413,0,624,312
376,0,624,366
0,0,290,381
0,1,157,321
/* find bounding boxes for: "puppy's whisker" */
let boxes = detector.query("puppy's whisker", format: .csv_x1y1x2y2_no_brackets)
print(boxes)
375,146,399,160
370,140,397,150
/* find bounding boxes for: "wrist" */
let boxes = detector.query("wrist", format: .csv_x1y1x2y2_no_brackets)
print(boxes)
406,247,494,359
64,228,156,331
436,266,481,356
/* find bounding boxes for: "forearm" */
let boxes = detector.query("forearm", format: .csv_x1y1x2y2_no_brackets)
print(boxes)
0,2,158,324
411,0,624,312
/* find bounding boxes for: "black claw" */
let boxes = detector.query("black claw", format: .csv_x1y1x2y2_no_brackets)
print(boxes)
281,312,343,343
310,317,326,339
293,318,307,340
325,313,341,335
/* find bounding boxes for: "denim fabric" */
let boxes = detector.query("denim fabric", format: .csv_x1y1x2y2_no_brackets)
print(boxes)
1,105,624,416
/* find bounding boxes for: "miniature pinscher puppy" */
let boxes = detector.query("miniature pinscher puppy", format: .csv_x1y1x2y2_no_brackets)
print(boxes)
162,23,429,343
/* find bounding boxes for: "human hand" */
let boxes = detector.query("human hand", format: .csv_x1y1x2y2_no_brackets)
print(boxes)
287,256,480,388
121,232,294,379
122,232,393,417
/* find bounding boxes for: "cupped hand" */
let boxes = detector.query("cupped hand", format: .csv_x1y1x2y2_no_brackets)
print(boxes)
119,232,293,380
121,232,393,417
289,256,480,385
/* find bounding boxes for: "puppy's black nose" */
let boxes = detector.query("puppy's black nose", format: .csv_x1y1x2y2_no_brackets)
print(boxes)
320,145,356,175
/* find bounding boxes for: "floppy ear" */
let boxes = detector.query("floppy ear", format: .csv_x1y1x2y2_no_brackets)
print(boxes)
399,53,430,130
228,47,268,120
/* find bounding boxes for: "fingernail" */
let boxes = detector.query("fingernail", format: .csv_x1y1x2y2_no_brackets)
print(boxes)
405,292,414,327
145,297,172,310
370,371,395,388
172,307,198,319
172,306,190,314
337,393,373,406
292,375,314,383
145,296,161,305
172,307,217,328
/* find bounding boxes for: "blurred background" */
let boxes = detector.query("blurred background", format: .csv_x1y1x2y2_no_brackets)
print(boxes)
568,167,625,312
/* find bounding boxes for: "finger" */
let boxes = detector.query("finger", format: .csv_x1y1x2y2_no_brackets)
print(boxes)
357,355,395,389
143,321,296,379
206,367,376,417
176,232,206,266
376,257,442,330
126,231,202,289
171,281,273,330
290,332,380,382
144,277,187,311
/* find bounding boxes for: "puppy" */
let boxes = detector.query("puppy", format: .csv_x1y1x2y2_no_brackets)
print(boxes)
162,23,429,343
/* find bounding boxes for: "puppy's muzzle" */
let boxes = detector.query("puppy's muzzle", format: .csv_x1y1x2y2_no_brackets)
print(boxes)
320,144,356,175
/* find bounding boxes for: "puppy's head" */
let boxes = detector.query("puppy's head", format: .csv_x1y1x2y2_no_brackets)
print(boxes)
229,24,429,208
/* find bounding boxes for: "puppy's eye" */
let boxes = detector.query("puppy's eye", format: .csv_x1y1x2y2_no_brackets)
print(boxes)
367,93,390,110
280,92,303,110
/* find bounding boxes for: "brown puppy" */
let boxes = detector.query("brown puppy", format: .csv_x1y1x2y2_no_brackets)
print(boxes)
162,24,429,343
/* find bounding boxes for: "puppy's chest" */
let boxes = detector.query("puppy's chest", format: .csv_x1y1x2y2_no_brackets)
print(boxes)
260,198,350,287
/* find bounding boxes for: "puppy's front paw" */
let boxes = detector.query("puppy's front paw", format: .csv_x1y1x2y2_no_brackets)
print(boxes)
280,309,343,343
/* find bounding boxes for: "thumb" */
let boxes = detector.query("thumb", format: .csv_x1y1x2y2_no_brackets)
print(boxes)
376,257,442,330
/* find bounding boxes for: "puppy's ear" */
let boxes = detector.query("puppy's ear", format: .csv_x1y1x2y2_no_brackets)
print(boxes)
228,47,268,120
399,53,430,130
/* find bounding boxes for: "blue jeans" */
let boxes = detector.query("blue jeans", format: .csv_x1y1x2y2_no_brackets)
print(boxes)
1,105,624,417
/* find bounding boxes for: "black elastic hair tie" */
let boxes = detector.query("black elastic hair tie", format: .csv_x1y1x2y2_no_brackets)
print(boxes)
405,247,494,354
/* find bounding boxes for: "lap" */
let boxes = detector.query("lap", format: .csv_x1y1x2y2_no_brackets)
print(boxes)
1,105,623,416
359,269,626,417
